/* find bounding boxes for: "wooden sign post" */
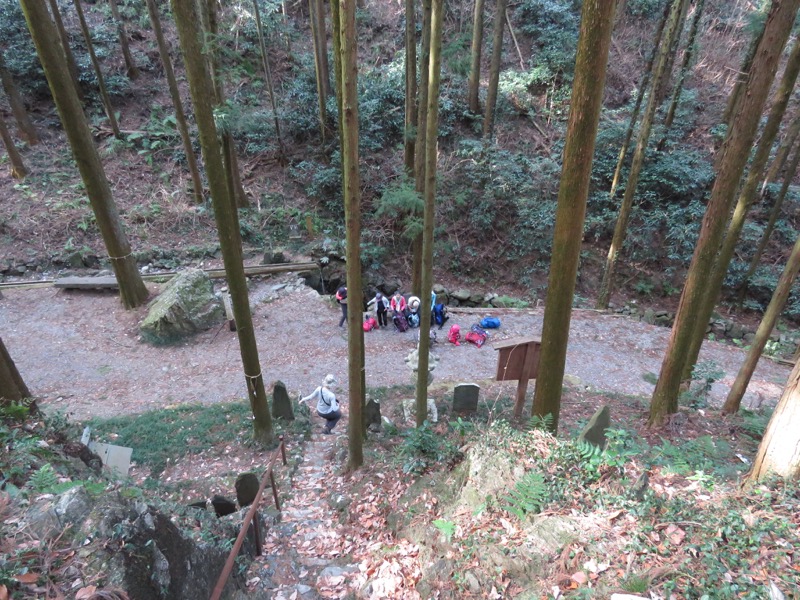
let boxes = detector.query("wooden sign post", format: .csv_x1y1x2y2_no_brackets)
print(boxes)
493,336,541,419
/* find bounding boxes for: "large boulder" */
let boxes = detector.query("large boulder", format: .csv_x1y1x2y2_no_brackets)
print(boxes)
139,269,224,345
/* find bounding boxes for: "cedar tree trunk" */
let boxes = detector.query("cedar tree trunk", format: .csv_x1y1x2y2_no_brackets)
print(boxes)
482,0,506,138
649,0,800,426
724,233,800,415
21,0,148,309
0,337,31,404
682,34,800,381
144,0,204,203
467,0,485,114
0,113,29,179
532,0,617,432
0,50,38,145
108,0,139,79
415,0,443,427
171,0,273,445
746,358,800,482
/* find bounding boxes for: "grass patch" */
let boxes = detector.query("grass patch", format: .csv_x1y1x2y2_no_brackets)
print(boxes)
88,401,253,475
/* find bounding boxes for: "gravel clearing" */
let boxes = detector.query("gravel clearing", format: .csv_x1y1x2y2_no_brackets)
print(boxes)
1,274,790,421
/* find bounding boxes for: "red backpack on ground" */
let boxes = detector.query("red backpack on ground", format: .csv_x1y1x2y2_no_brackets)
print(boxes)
465,324,488,348
363,316,378,332
447,324,461,346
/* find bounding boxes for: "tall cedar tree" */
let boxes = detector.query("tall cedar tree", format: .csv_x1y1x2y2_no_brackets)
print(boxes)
331,0,366,439
759,115,800,199
0,50,38,145
45,0,82,100
608,1,670,200
252,0,286,157
532,0,618,432
412,0,432,295
724,233,800,414
404,0,417,176
74,0,121,138
482,0,506,138
171,0,273,445
657,0,705,149
108,0,139,79
334,0,366,468
205,0,249,209
309,0,329,143
0,113,28,179
21,0,148,309
722,13,766,128
746,355,800,481
596,0,688,310
740,120,800,301
467,0,485,114
415,0,444,427
649,0,800,426
0,337,31,404
681,35,800,381
144,0,204,203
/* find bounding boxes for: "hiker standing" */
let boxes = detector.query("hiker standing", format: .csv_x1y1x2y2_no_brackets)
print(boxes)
300,374,342,434
335,286,348,327
367,292,389,327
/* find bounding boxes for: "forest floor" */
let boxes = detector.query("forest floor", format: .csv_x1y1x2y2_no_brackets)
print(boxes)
2,270,798,599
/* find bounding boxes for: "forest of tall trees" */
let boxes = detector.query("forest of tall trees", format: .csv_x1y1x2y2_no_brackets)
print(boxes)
4,0,800,596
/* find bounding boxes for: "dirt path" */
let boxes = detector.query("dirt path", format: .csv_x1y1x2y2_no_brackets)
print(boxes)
0,274,790,421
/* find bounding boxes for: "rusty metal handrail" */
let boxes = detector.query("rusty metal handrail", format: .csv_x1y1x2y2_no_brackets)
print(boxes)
210,435,287,600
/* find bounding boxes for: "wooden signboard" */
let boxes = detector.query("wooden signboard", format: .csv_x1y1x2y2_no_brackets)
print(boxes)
493,336,541,419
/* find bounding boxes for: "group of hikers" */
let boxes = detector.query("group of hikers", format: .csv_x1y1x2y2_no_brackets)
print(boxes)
335,286,449,333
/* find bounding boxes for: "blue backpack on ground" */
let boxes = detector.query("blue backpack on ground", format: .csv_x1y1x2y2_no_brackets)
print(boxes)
433,303,449,329
480,316,501,329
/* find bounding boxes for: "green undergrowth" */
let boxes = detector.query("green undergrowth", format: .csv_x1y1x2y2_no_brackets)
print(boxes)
87,401,301,476
383,391,794,597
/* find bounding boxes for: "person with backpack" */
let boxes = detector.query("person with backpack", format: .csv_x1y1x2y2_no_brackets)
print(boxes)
390,292,409,332
366,292,390,328
390,291,407,316
300,374,342,434
335,286,348,327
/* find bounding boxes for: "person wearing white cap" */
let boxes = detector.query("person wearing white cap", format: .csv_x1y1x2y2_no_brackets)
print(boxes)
300,374,341,434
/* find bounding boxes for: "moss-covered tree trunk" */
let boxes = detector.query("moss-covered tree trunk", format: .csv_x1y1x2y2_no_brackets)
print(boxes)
655,0,689,106
649,0,800,427
467,0,485,115
335,0,365,468
596,0,689,310
171,0,273,446
657,0,705,148
21,0,148,309
45,0,82,100
482,0,506,138
0,50,38,145
411,0,431,295
745,358,800,482
0,337,30,404
724,234,800,415
144,0,204,204
531,0,617,433
0,113,29,179
74,0,121,138
681,34,800,381
415,0,443,428
108,0,139,80
253,0,286,157
315,0,331,97
608,0,669,201
760,116,800,200
740,124,800,302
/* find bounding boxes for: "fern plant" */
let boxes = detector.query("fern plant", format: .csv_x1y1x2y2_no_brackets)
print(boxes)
502,470,547,520
28,463,58,493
